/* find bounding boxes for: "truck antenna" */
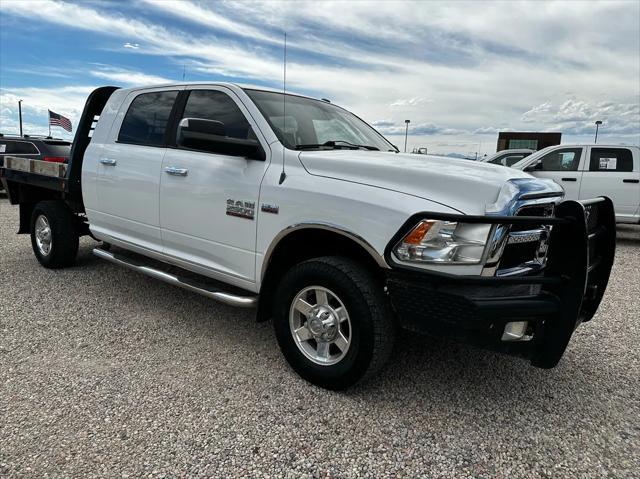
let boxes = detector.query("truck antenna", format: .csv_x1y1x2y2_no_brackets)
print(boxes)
279,32,287,185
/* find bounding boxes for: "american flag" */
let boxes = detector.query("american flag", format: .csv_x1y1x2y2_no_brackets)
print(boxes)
48,110,72,132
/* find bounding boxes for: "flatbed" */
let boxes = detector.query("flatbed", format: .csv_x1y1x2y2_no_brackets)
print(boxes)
0,87,118,231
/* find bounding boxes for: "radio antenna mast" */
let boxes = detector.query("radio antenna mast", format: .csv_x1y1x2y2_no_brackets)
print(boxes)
279,32,287,185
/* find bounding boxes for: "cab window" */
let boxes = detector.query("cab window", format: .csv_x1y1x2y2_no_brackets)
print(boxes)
118,90,179,146
503,154,528,167
589,148,633,172
177,90,254,156
536,148,582,171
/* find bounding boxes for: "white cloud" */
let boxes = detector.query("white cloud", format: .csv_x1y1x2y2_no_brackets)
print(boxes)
376,122,465,136
390,98,432,108
123,42,140,49
521,102,553,122
0,86,96,140
520,99,640,137
89,67,173,86
472,127,500,135
371,119,395,128
140,0,275,45
1,0,638,154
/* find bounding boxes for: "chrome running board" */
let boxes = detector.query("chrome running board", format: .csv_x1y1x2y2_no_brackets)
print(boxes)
93,247,258,308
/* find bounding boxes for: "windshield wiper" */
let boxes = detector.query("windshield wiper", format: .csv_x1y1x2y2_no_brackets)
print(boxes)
294,140,380,151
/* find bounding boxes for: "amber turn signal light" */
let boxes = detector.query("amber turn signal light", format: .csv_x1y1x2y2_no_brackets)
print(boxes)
403,220,436,245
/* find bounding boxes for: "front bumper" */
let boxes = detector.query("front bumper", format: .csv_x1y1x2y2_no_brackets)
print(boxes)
385,198,616,368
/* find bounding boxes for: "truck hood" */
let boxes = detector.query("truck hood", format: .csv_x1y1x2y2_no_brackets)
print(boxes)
298,150,536,215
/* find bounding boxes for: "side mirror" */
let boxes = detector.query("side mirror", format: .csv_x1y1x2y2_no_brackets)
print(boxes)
179,118,226,137
525,160,541,172
177,118,265,161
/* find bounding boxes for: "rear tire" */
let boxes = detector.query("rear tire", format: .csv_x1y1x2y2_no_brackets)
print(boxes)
30,201,79,269
273,256,395,390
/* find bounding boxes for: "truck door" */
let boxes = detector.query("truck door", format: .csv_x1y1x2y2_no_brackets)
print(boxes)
579,146,640,223
526,147,584,200
95,89,180,252
159,87,270,284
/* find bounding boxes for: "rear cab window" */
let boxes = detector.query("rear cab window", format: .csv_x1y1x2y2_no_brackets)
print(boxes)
118,90,179,146
589,148,634,172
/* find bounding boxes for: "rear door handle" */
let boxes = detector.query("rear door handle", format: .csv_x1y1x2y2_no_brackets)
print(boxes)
561,177,577,182
164,166,188,176
623,179,639,184
99,158,117,166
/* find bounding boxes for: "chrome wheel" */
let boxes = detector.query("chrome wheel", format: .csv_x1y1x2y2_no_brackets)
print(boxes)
289,286,351,366
34,215,52,257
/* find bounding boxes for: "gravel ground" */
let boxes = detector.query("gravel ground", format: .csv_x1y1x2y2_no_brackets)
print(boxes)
1,196,639,478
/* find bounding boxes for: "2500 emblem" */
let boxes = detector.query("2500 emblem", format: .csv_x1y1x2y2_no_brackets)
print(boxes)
226,199,255,220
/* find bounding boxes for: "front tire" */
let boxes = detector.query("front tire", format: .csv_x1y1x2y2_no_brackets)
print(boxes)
30,201,79,269
273,257,395,390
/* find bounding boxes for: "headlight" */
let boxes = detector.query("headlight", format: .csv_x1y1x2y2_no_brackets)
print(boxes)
394,220,492,264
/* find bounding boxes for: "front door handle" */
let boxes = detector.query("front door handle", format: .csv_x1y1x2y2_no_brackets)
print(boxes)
561,177,577,182
99,158,117,166
623,179,639,184
165,166,188,176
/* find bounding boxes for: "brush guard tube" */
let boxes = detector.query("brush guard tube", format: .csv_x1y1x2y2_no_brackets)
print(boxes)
385,197,616,369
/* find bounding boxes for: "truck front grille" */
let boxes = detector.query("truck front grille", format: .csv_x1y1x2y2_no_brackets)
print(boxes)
499,241,541,271
495,203,554,276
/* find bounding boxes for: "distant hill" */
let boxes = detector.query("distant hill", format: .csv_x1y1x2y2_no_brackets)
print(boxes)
440,153,475,161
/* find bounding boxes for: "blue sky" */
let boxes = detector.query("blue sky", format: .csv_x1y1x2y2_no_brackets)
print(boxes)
1,0,638,156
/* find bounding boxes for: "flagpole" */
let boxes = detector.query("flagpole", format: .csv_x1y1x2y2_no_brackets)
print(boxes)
18,100,23,137
48,110,51,137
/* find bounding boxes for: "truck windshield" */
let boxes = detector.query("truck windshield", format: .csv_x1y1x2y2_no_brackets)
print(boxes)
244,89,396,152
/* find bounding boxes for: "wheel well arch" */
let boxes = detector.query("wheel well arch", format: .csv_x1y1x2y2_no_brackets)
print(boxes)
256,225,388,322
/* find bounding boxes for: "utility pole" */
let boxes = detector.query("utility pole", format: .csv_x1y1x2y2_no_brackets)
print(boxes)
404,119,410,153
594,120,602,144
18,100,23,137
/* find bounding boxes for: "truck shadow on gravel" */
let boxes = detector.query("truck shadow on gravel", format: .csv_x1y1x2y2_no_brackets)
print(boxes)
616,224,640,246
72,240,605,411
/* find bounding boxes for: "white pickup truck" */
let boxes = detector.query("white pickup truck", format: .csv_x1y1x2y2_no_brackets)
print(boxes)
0,83,617,389
481,148,534,167
511,144,640,224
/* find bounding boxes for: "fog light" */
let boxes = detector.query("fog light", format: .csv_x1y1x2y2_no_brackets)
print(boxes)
502,321,530,341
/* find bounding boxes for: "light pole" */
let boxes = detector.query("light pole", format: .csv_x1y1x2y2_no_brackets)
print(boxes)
18,100,23,137
404,119,410,153
594,120,602,144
